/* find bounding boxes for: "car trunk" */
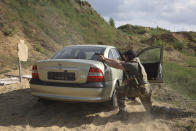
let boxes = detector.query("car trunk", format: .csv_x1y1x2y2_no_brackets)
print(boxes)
36,59,104,84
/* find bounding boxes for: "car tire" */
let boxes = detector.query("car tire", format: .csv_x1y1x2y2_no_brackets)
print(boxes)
38,98,54,105
107,83,119,109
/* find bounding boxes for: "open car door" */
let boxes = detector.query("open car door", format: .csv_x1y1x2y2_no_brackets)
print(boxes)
136,46,163,83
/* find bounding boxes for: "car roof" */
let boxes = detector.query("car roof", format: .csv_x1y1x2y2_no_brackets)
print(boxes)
65,45,115,49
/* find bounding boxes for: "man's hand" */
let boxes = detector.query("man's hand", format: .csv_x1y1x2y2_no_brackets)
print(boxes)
98,55,125,70
98,55,105,62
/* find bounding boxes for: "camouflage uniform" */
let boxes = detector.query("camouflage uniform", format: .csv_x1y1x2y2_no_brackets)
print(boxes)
117,57,152,112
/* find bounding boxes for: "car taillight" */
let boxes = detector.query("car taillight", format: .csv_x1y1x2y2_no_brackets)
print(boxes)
32,65,39,79
87,67,104,82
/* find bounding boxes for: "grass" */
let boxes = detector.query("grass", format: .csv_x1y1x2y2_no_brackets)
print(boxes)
153,39,165,46
163,61,196,100
2,0,131,50
0,0,133,71
21,59,35,69
0,70,10,74
118,24,170,36
118,24,147,35
1,24,16,36
186,56,196,67
150,26,170,36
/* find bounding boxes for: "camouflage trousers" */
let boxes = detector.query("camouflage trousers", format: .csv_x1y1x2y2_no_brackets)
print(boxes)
116,83,152,112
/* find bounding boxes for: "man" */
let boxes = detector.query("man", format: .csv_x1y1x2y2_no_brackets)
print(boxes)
99,49,152,113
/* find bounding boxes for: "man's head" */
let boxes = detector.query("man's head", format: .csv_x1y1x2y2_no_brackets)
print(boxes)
123,49,136,61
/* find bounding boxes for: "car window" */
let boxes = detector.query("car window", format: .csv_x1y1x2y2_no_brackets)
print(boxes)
111,48,121,60
51,46,105,60
137,48,161,63
108,50,114,59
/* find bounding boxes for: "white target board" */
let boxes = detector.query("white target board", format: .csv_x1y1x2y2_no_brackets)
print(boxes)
18,40,28,61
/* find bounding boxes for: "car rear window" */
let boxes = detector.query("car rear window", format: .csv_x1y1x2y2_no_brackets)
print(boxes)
51,46,106,60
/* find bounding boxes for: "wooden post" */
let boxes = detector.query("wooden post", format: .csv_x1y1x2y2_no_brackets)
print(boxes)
18,58,22,82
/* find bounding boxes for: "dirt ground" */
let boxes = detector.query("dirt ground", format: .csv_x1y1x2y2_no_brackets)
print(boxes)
0,79,195,131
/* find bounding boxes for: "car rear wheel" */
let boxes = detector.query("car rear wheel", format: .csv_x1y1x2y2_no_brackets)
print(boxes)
38,98,54,105
106,83,119,109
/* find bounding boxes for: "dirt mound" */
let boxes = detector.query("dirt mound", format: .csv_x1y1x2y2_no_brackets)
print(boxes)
177,32,196,42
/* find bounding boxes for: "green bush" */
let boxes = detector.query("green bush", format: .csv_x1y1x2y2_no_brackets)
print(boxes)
34,42,49,55
2,24,16,36
133,26,146,34
35,42,44,53
118,24,146,35
109,17,115,28
173,40,185,51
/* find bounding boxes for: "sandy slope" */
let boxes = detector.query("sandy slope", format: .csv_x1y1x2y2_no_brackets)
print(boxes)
0,80,195,131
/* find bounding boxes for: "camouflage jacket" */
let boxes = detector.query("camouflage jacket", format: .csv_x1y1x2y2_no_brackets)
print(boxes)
122,57,148,88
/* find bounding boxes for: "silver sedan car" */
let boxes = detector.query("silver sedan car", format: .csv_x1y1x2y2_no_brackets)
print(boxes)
30,45,124,107
30,45,163,107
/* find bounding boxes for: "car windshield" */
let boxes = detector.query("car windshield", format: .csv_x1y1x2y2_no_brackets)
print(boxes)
51,46,106,60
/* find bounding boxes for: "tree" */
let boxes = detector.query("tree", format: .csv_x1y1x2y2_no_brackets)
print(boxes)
109,17,115,28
